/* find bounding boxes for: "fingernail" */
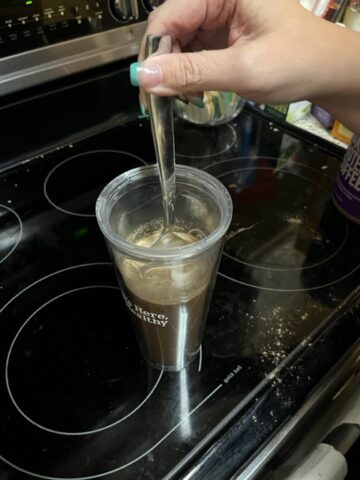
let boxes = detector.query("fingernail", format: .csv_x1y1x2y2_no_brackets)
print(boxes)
129,62,162,88
130,62,140,86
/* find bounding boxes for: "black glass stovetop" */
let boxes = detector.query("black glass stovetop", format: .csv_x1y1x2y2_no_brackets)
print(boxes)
0,108,359,480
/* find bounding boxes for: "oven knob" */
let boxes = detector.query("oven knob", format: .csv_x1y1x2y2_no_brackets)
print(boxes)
111,0,139,21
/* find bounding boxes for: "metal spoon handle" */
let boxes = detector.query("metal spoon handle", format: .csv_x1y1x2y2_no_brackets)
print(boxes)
145,34,175,229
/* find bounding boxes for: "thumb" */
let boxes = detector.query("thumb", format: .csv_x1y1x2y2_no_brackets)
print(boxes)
132,49,242,96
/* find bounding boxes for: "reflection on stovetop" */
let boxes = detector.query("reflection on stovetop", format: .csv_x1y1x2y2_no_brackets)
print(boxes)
0,111,359,480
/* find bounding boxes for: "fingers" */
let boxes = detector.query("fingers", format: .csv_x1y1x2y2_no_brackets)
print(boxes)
135,0,236,104
132,48,243,96
138,0,208,63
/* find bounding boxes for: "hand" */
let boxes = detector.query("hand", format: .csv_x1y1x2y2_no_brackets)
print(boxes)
133,0,360,135
134,0,326,104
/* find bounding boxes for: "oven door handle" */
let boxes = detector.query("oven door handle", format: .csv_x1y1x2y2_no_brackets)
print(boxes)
284,423,360,480
323,422,360,455
284,442,347,480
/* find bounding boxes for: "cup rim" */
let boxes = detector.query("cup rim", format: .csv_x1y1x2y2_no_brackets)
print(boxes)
95,164,233,261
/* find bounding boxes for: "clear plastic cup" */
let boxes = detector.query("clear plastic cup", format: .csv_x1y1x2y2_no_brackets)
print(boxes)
96,164,233,371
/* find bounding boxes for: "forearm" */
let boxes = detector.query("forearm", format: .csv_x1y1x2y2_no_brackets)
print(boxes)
304,18,360,135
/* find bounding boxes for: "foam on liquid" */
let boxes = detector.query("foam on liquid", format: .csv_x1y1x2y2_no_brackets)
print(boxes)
126,218,206,249
120,218,211,304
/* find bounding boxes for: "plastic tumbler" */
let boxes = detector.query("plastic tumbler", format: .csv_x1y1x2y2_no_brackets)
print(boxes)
96,164,232,371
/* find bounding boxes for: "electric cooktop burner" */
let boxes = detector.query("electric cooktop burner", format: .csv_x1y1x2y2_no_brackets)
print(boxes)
44,150,146,217
0,112,359,480
5,269,165,437
174,120,237,160
204,158,360,291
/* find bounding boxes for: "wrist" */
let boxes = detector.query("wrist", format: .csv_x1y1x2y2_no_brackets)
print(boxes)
305,19,360,103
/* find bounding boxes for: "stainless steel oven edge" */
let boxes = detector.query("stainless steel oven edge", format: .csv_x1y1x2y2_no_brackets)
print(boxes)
0,22,146,97
232,340,360,480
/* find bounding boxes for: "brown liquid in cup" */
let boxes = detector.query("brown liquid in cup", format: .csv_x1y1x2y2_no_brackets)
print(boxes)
123,284,210,369
117,223,215,370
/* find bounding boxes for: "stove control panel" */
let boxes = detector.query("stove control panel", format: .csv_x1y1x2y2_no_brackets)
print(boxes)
0,0,151,58
0,0,166,96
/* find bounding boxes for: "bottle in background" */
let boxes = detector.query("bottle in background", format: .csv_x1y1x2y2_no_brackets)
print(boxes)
332,135,360,224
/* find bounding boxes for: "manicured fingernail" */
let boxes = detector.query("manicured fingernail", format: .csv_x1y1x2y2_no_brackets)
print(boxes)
130,62,140,86
129,62,162,88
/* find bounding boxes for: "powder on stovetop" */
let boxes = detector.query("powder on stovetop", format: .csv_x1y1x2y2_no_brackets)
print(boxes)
258,306,291,367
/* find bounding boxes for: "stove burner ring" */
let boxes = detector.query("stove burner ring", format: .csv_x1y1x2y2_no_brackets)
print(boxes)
0,204,22,264
44,150,146,218
5,285,163,436
218,266,360,292
0,383,221,480
0,264,215,479
222,229,348,271
203,160,359,292
216,167,349,272
176,123,237,158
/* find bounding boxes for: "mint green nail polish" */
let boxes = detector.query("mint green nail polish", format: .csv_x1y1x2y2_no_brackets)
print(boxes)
130,62,139,87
